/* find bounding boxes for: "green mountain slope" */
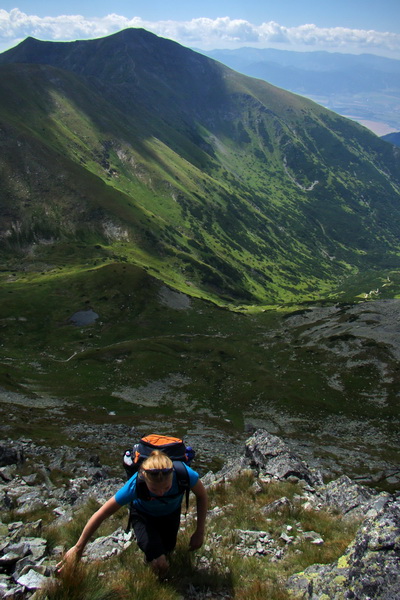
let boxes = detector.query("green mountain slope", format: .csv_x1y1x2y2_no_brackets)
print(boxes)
1,28,400,306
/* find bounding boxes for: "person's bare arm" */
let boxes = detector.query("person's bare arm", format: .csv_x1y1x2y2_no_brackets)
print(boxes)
57,496,121,571
189,479,208,551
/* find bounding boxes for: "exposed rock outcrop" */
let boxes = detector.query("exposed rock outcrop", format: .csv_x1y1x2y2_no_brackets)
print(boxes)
202,429,323,488
320,474,391,518
245,430,324,487
287,493,400,600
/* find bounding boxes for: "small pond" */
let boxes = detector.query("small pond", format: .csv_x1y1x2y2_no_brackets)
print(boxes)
69,309,99,326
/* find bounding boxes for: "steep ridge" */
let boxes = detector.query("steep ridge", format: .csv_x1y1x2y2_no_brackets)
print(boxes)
1,29,400,305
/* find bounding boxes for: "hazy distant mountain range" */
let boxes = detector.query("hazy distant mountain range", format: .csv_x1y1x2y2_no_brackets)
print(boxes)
199,48,400,134
0,29,400,307
382,132,400,147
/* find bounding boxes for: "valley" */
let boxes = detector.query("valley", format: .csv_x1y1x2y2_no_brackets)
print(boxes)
1,264,399,490
0,29,399,495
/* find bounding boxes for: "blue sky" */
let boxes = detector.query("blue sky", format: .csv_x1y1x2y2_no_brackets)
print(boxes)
1,0,400,58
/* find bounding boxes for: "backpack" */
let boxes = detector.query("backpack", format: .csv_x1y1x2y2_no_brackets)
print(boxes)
123,434,195,530
123,434,195,479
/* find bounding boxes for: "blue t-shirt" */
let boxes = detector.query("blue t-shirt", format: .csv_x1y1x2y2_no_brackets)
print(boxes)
114,464,199,516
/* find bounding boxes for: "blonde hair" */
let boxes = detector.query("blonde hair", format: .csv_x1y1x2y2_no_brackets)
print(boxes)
140,450,173,483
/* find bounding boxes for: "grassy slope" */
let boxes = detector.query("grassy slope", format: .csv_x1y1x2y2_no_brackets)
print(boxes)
1,262,399,482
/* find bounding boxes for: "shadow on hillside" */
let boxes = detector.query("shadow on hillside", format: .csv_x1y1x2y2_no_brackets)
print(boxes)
167,539,234,598
171,565,234,599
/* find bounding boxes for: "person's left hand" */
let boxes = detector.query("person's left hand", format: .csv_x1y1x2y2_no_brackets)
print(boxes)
189,529,204,551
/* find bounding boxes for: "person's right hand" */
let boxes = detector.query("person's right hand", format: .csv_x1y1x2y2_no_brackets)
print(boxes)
56,545,82,573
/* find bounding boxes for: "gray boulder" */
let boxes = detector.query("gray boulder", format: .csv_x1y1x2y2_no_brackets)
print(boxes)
202,456,252,487
320,474,390,518
0,466,16,482
245,430,323,487
84,527,132,561
261,496,293,515
16,568,48,591
0,445,24,468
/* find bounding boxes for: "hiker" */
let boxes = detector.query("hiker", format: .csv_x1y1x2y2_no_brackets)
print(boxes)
57,450,208,576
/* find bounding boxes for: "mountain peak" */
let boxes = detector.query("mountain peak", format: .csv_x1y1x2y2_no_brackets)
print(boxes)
0,30,400,305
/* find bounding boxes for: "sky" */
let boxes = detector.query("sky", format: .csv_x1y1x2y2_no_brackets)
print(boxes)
0,0,400,59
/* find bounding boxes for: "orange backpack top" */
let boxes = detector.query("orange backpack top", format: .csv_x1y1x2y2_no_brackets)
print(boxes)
123,433,195,479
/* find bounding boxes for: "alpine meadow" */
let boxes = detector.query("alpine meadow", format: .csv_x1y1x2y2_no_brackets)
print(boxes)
0,28,400,482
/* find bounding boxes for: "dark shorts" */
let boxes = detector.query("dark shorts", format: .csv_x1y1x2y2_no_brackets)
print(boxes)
130,505,181,562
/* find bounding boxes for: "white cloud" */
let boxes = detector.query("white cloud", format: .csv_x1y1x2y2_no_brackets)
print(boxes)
0,9,399,57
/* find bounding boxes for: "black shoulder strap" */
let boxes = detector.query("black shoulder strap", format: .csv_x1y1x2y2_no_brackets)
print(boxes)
135,474,150,501
173,461,190,515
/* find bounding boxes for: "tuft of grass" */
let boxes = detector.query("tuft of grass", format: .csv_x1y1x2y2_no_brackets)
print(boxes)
228,560,292,600
104,542,181,600
283,506,360,569
36,560,126,600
